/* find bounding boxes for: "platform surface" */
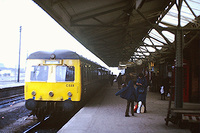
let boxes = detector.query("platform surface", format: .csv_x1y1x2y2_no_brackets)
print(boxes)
0,81,24,89
58,82,190,133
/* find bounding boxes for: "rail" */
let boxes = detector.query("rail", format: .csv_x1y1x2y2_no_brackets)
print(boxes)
0,86,24,108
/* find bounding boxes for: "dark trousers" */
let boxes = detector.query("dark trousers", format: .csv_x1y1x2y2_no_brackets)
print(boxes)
125,100,134,115
161,93,165,100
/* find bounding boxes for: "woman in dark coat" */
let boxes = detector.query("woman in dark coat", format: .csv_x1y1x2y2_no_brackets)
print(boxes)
115,72,136,117
136,73,147,113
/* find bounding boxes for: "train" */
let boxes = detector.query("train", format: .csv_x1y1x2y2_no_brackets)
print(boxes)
24,50,110,119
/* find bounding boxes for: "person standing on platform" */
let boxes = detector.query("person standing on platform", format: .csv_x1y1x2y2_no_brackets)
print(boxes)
136,73,147,113
115,72,136,117
117,73,122,89
160,84,165,100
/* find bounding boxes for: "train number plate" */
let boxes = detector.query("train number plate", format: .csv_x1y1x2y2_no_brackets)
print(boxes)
66,84,74,87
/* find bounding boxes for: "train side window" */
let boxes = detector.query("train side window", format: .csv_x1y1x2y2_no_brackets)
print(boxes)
56,66,75,82
30,66,48,81
81,65,87,82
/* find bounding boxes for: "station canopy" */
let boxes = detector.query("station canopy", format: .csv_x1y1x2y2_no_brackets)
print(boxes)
33,0,200,67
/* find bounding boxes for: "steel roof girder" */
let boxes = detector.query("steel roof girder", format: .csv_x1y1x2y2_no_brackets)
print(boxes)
135,9,175,48
70,1,127,24
147,35,168,46
156,0,176,24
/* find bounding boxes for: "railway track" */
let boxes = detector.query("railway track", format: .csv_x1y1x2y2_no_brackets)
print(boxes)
23,116,50,133
0,94,24,108
22,99,87,133
0,86,24,108
0,85,83,132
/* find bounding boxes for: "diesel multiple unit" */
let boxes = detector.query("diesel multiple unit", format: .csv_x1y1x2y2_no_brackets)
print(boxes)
24,50,109,119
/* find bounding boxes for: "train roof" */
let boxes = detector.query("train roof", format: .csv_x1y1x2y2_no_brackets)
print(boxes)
27,50,109,70
27,50,80,60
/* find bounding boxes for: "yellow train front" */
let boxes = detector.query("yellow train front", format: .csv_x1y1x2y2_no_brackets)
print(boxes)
24,50,109,119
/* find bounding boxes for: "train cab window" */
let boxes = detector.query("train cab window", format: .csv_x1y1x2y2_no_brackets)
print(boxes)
56,66,75,82
30,66,48,81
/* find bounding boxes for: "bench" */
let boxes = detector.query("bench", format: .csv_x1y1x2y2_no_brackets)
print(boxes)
165,92,200,127
182,113,200,123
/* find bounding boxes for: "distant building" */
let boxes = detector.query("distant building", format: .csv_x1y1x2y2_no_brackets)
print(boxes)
0,70,12,76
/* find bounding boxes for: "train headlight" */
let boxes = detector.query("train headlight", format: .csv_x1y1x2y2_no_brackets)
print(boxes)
68,92,72,97
49,91,54,97
31,91,36,96
50,54,56,59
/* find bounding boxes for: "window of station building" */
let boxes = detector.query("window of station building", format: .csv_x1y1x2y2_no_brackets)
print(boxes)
30,66,48,81
56,66,75,82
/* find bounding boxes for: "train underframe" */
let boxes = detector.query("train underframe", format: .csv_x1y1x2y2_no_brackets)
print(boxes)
25,99,77,120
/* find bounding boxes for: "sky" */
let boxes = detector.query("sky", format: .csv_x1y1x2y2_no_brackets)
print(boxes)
0,0,121,75
1,0,198,76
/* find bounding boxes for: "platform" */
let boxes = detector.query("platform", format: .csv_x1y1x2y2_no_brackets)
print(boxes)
0,81,24,89
58,82,190,133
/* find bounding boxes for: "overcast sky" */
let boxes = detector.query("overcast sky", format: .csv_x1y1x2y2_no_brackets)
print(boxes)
0,0,121,75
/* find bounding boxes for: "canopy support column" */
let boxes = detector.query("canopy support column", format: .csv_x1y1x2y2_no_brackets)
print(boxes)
175,0,183,108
